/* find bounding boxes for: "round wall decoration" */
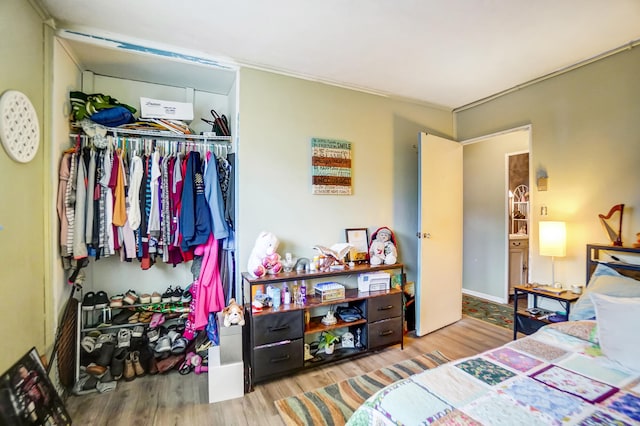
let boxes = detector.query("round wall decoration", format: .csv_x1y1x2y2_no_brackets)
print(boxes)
0,90,40,163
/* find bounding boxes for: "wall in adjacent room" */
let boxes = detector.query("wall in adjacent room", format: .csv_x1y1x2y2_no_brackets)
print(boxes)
0,0,47,372
237,68,453,293
456,46,640,289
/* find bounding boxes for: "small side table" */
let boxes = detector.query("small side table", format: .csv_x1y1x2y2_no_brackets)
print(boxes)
512,284,580,339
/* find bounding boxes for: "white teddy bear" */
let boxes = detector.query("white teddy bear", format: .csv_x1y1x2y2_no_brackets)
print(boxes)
247,231,283,278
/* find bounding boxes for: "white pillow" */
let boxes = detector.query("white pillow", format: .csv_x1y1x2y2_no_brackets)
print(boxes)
590,293,640,373
569,273,640,321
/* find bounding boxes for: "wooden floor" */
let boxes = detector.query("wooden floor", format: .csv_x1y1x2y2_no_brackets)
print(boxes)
64,316,512,425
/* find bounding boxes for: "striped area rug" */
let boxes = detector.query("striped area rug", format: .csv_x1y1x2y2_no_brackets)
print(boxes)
274,350,450,426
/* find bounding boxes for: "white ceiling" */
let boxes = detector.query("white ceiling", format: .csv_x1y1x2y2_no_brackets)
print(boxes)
38,0,640,109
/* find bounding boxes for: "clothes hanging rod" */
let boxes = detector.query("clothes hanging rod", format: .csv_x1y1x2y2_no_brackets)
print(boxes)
106,127,232,142
69,128,231,143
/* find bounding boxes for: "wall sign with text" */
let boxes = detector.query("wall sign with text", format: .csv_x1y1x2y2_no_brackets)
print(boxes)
311,138,352,195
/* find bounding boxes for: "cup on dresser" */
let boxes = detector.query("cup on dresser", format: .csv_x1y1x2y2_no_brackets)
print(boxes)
571,284,583,294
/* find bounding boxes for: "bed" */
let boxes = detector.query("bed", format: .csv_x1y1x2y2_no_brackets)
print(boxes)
347,245,640,425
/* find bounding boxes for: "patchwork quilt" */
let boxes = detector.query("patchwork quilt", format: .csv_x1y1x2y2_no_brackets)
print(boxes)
347,321,640,425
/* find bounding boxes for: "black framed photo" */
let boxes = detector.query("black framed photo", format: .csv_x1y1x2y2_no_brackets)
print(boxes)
345,228,369,264
0,347,71,425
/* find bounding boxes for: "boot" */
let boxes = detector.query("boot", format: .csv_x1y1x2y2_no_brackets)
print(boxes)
123,352,136,382
97,341,115,367
111,347,127,380
132,351,146,377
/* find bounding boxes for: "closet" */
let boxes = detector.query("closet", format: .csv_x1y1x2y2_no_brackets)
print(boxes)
51,29,240,385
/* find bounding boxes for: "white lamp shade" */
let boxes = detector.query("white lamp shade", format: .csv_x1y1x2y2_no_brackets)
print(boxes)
539,221,566,257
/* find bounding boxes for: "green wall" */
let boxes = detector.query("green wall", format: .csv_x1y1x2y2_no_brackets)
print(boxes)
456,47,640,292
237,68,453,291
0,0,47,372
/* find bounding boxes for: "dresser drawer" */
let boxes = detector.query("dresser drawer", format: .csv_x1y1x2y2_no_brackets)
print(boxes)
253,338,303,381
367,317,402,349
252,310,303,346
367,293,402,323
509,239,528,249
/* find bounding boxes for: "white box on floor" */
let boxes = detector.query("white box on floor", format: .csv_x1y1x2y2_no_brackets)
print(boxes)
208,348,244,403
217,312,243,364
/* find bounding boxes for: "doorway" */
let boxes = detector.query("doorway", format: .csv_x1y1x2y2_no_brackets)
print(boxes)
461,125,531,304
507,152,529,299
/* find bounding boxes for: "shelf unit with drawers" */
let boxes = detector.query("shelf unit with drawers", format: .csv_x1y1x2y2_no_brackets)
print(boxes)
241,263,404,391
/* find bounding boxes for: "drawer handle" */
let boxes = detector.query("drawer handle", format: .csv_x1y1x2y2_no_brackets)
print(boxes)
378,305,394,311
270,355,291,363
268,325,290,332
379,330,394,336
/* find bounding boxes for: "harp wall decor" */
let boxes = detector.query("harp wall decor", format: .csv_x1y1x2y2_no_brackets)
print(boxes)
599,204,624,246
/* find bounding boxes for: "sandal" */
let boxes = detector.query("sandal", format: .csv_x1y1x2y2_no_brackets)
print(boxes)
150,312,165,328
128,312,140,324
171,336,189,355
155,336,172,353
138,311,153,323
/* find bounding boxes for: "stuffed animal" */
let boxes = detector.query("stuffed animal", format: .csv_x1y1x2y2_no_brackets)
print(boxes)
369,227,398,265
222,298,245,327
247,231,283,277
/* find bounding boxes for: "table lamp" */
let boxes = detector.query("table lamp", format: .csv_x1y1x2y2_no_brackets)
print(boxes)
539,221,566,286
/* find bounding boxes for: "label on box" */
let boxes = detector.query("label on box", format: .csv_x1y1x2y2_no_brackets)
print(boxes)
140,97,194,120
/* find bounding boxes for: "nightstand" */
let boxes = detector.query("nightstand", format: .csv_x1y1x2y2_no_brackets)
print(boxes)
512,284,580,339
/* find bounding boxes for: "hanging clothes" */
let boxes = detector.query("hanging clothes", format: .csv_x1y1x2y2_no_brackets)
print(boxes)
192,233,226,330
58,133,235,289
180,151,211,252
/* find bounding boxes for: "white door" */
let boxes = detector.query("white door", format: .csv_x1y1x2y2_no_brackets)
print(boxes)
416,133,463,336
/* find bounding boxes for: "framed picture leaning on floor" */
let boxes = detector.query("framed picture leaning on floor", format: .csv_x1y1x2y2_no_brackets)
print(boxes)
0,347,71,425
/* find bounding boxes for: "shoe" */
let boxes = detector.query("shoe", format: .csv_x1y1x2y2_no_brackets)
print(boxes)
73,372,98,395
117,329,132,348
81,292,96,311
94,333,115,349
94,291,109,309
171,286,182,303
161,286,173,303
148,354,159,375
96,341,115,367
123,290,138,305
81,336,96,353
181,287,192,304
96,367,117,393
171,336,188,355
147,328,159,343
110,294,124,308
155,336,172,353
111,347,127,380
127,312,140,324
123,353,136,381
132,325,144,338
150,313,165,328
139,293,151,304
132,351,145,377
138,311,153,323
112,310,132,325
86,362,107,376
150,291,162,303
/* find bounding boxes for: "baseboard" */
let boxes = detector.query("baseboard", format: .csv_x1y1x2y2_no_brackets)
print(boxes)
462,289,506,305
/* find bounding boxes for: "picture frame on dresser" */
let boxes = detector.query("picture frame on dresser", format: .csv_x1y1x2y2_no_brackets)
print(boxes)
345,228,369,264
